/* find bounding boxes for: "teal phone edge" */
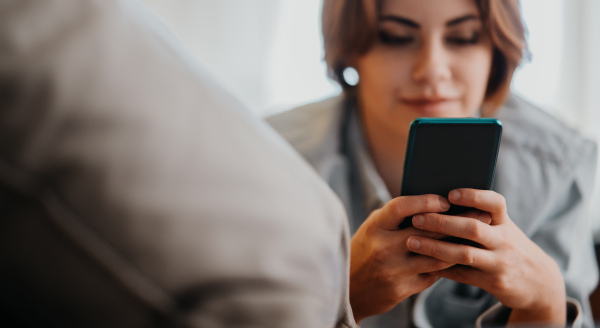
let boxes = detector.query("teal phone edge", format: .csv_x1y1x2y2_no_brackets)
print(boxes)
400,117,503,199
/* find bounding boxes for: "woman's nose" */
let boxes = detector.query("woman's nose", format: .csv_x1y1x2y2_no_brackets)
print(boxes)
411,40,452,85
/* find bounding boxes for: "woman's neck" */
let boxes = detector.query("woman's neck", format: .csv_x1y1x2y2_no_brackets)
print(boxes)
360,111,408,199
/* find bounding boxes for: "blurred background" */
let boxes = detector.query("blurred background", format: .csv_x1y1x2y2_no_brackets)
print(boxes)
144,0,600,239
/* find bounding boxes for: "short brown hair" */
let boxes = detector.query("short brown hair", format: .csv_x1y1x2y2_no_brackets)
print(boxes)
321,0,528,113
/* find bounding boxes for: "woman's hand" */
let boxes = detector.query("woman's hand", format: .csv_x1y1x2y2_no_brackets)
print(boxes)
349,194,456,323
406,188,566,327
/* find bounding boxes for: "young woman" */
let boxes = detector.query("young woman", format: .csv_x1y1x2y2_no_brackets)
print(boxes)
268,0,598,327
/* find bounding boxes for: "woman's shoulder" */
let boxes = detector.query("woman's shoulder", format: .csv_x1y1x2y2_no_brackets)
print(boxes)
266,95,345,160
497,93,597,175
494,94,597,236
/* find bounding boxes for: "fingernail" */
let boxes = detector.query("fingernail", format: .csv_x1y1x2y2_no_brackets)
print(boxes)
439,197,450,211
408,237,421,250
413,214,425,227
449,190,461,202
479,212,492,224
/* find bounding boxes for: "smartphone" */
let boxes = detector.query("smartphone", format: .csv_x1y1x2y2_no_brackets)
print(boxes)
398,118,502,229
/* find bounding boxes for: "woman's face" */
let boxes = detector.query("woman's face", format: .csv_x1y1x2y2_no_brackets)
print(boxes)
355,0,493,136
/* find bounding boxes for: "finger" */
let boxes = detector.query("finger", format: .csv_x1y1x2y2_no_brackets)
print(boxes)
403,226,447,240
432,265,488,290
458,210,492,225
405,253,455,274
403,273,442,297
411,213,497,247
406,236,494,270
407,211,489,240
448,189,507,224
376,194,451,230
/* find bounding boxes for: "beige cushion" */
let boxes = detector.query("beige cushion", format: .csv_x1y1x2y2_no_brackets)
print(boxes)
0,0,352,326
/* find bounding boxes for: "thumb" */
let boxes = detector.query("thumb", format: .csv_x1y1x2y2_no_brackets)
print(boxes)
376,195,450,230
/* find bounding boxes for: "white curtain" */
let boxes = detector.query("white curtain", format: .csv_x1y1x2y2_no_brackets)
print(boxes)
556,0,600,237
144,0,600,238
143,0,338,115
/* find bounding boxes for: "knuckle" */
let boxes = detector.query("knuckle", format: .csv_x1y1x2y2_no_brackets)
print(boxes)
370,238,403,264
424,231,446,240
389,198,404,217
377,268,395,285
496,257,510,270
389,288,401,302
471,190,480,205
442,270,455,281
497,195,507,213
371,243,390,264
461,249,475,266
467,221,482,240
428,240,440,257
432,214,446,231
491,274,509,292
361,217,378,235
369,208,382,218
499,194,506,206
445,267,461,281
421,213,439,232
431,258,447,271
424,195,443,211
392,284,410,302
424,195,435,211
373,272,399,301
421,272,439,286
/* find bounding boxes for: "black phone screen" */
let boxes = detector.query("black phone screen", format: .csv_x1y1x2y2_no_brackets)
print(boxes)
399,118,502,227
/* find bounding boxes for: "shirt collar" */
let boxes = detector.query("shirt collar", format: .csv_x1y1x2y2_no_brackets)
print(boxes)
346,105,393,213
342,98,484,221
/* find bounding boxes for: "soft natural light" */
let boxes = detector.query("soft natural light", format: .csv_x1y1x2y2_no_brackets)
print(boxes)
146,0,600,236
264,0,339,116
512,0,563,115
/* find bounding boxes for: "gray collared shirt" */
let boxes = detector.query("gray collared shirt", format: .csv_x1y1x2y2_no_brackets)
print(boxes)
268,93,597,328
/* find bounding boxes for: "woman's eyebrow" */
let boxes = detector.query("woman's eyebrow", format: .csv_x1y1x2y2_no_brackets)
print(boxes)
379,15,419,28
379,14,479,28
446,14,479,26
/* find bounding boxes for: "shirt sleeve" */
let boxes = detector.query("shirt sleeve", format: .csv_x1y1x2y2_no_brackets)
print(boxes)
528,141,598,328
476,298,583,328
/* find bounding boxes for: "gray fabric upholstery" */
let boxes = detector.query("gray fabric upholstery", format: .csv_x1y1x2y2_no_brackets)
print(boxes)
0,0,354,327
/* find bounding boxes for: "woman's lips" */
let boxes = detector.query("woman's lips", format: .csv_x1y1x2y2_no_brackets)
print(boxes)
400,97,459,114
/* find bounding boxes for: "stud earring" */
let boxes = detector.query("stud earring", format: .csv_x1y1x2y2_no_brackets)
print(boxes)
342,66,360,86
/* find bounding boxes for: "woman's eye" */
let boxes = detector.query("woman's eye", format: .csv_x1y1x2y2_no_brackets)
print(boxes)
446,33,480,46
379,32,415,46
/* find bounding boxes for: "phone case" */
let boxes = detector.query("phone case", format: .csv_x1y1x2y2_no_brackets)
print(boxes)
399,118,502,229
